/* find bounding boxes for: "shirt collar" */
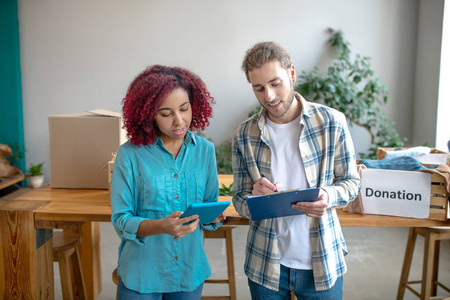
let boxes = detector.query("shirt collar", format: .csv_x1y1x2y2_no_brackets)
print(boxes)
184,130,197,146
297,92,314,118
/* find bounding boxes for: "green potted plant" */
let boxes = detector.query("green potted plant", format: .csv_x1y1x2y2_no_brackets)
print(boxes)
295,28,406,159
27,162,44,188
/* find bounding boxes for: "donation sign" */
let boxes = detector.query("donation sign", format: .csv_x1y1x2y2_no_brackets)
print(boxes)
361,169,431,218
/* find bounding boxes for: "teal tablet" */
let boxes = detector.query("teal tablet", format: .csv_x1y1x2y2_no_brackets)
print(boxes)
180,201,231,225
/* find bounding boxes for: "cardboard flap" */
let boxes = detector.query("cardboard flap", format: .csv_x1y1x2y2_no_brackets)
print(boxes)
86,109,121,118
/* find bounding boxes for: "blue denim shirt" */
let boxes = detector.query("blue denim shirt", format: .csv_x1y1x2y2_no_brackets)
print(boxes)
110,132,220,293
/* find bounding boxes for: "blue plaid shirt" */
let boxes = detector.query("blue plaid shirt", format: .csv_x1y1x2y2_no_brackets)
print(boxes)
232,93,361,291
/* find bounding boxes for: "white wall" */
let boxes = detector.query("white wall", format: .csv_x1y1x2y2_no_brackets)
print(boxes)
413,0,444,147
18,0,440,182
436,0,450,152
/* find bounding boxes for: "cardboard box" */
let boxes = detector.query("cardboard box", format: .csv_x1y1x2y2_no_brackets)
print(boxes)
372,147,449,220
49,110,127,189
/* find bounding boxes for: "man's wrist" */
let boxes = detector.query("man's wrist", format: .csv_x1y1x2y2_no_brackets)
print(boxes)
321,187,331,206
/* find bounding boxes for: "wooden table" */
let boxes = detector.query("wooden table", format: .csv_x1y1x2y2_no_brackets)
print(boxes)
0,175,449,299
0,186,108,300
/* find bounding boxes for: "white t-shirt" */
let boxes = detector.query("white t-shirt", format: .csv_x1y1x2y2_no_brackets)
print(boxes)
266,116,312,270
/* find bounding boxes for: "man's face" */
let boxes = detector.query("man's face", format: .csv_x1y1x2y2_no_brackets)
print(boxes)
248,61,298,124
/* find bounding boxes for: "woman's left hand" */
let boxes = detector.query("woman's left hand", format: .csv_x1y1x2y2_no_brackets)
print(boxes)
211,212,226,223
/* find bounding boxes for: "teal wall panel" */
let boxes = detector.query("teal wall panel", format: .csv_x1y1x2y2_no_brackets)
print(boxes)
0,0,26,174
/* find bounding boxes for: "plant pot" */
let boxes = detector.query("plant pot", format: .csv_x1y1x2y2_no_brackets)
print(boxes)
29,175,44,189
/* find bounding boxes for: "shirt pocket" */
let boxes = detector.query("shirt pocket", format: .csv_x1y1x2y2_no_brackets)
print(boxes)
186,172,207,204
135,175,166,215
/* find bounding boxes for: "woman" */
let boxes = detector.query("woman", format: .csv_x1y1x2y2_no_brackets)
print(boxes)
111,65,224,299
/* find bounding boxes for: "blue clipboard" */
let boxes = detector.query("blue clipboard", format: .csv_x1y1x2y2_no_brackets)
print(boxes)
180,201,231,225
246,188,320,221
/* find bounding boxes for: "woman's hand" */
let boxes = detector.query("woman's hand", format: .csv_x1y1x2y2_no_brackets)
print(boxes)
162,211,199,238
211,212,227,224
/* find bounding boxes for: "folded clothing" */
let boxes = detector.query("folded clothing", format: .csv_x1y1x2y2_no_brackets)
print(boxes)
358,156,428,171
383,146,431,159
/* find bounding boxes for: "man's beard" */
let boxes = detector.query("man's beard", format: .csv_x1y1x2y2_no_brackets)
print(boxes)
266,83,295,120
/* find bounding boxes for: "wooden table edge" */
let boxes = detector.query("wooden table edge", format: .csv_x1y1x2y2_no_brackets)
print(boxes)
223,209,450,227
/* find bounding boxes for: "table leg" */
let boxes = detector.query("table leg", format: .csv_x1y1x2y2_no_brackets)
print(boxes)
70,221,102,300
397,227,417,300
0,200,54,299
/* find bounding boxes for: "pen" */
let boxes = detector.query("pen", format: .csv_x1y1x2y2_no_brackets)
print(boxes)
261,173,278,192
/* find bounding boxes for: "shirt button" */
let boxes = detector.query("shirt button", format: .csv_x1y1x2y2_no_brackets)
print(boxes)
178,154,181,157
174,195,179,199
174,174,178,178
174,257,178,261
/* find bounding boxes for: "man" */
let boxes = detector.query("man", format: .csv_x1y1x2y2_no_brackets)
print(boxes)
232,41,361,299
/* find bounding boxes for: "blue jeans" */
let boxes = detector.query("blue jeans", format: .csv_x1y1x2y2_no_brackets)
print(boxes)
248,265,343,300
117,278,203,300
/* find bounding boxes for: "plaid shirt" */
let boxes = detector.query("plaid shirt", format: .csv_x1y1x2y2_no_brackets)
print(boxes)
231,93,361,291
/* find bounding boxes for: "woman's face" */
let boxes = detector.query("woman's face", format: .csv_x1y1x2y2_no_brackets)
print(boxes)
154,88,192,142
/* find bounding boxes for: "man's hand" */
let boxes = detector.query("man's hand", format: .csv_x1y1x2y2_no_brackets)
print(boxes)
252,177,283,195
291,189,328,218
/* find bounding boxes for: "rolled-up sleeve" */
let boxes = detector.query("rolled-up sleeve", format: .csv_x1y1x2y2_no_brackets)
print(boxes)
200,143,222,231
323,113,361,208
231,130,254,219
110,146,147,245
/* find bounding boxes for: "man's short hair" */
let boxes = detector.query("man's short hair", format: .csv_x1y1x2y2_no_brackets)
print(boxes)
241,41,292,82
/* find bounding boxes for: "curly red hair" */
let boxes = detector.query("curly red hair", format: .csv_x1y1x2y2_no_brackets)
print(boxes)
122,65,215,146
